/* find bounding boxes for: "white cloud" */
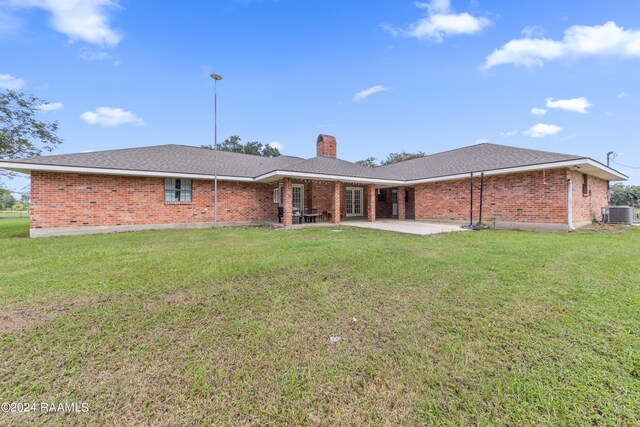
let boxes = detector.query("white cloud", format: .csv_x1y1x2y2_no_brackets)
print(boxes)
353,85,390,102
38,102,63,111
80,106,144,126
521,25,545,38
385,0,490,42
0,73,25,90
268,141,283,150
617,91,630,99
500,130,517,137
79,48,113,61
484,21,640,69
475,138,490,144
531,107,547,116
9,0,122,47
546,97,592,114
524,123,562,138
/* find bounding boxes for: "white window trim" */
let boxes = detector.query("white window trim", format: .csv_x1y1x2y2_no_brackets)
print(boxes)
277,183,304,213
164,178,193,203
346,186,363,217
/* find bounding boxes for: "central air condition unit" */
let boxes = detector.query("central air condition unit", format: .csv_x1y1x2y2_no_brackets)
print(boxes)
606,206,634,225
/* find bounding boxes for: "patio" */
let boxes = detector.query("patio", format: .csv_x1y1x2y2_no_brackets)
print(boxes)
342,219,470,236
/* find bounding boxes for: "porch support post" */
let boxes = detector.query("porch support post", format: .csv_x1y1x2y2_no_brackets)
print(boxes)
283,177,293,227
398,186,406,220
367,184,376,222
331,181,341,224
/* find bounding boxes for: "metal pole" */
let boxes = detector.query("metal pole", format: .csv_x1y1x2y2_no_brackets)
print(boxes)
469,172,474,226
606,151,614,202
214,78,218,227
479,172,484,224
210,74,223,226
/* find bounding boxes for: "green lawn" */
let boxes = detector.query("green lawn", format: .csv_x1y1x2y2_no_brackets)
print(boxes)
0,218,638,425
0,210,29,218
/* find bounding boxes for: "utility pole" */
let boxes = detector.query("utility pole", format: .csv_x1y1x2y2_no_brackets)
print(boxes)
210,73,223,226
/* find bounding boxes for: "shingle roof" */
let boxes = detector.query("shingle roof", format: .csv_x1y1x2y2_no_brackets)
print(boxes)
2,144,304,178
375,143,583,180
271,155,400,180
1,142,618,182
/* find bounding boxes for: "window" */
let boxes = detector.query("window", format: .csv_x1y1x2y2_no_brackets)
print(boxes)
164,178,192,203
582,174,588,197
277,183,304,212
377,189,387,202
292,185,303,212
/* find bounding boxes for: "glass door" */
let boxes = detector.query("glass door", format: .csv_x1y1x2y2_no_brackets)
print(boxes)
346,187,363,217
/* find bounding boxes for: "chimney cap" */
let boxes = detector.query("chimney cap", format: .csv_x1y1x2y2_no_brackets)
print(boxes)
316,134,337,158
317,134,336,144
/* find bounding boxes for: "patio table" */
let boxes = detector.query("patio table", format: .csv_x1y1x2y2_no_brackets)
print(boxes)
303,213,322,223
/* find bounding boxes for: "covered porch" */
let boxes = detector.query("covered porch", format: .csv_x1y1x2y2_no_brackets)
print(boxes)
272,177,415,227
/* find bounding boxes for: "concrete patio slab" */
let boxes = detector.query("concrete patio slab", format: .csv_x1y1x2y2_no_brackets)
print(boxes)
343,219,470,236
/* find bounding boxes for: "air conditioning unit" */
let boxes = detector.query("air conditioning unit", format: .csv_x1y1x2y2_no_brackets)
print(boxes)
606,206,634,225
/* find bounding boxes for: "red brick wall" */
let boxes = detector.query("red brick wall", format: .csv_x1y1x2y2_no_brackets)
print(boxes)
316,135,337,158
310,181,334,215
309,182,370,219
414,169,570,225
31,169,609,231
272,180,369,221
30,172,276,229
569,170,608,224
406,188,415,219
376,188,415,219
376,189,394,218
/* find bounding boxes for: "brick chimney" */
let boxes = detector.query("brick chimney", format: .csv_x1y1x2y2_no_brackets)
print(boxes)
316,134,337,158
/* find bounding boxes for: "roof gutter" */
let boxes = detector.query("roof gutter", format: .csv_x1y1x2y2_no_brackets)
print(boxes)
0,162,256,182
253,170,404,185
0,157,627,185
405,158,627,185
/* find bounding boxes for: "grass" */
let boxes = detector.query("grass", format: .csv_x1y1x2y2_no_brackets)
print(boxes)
0,210,28,218
0,218,639,425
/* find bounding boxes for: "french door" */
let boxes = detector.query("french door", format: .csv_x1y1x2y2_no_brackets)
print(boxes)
346,187,363,217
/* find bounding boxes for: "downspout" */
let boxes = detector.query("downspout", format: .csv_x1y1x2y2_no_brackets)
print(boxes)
469,172,474,226
567,179,574,231
479,172,484,225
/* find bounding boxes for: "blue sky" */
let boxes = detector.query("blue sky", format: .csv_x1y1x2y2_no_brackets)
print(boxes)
2,0,640,193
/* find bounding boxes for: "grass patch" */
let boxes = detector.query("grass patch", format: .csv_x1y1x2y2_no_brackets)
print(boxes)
0,211,29,218
0,218,639,425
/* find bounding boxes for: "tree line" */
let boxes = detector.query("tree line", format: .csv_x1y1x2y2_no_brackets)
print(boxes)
202,135,281,157
0,189,29,211
609,183,640,206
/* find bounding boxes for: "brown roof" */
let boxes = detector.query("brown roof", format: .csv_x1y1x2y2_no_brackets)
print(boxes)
375,143,584,180
1,144,304,178
0,142,624,182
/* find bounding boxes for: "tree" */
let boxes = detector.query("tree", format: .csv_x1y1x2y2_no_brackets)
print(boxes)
0,189,16,210
1,90,63,169
609,183,640,205
355,157,377,168
201,135,281,157
380,151,426,165
355,151,427,167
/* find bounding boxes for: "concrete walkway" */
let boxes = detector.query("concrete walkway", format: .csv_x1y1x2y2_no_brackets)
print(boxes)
343,219,470,236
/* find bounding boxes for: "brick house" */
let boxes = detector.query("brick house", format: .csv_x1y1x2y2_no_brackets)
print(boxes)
0,134,626,237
